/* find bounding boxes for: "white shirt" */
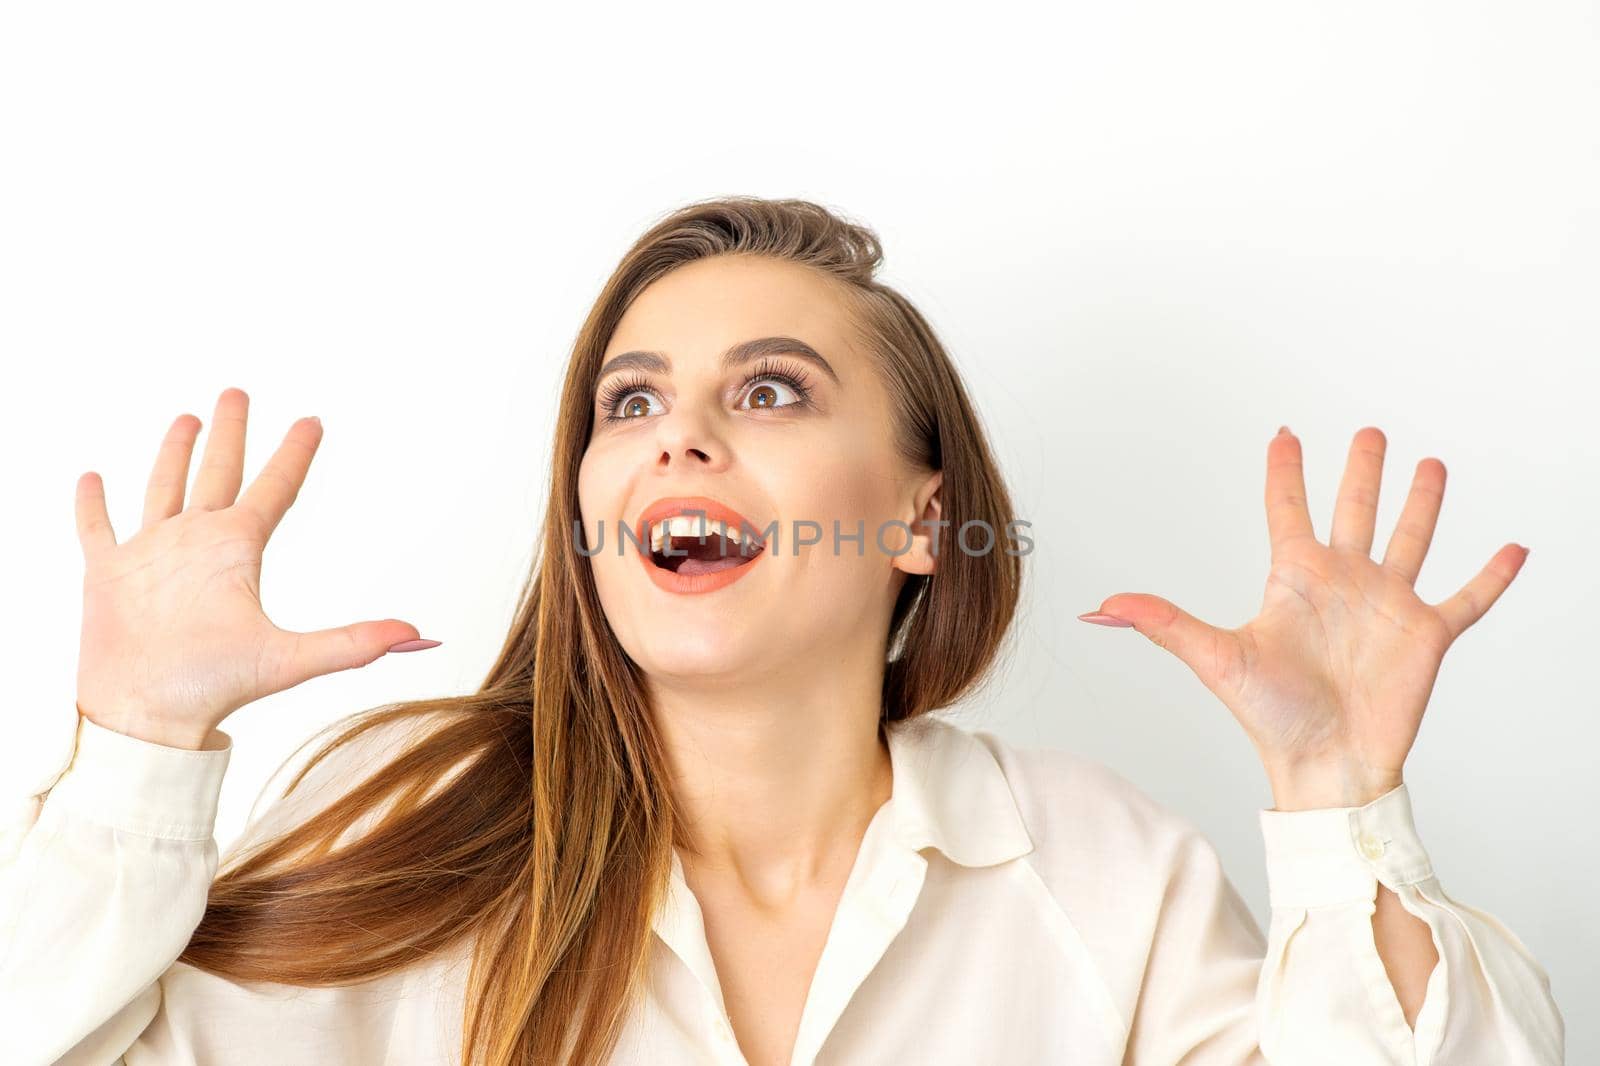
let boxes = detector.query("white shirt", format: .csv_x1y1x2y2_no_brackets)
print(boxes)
0,710,1564,1065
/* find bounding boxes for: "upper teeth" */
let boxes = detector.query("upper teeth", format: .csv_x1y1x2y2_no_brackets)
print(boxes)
649,514,759,554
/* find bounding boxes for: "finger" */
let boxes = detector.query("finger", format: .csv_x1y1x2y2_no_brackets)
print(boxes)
188,387,250,511
75,471,117,558
1381,458,1446,585
1089,592,1243,695
235,416,323,539
1328,426,1386,557
141,414,202,530
268,620,433,691
1265,427,1316,560
1433,543,1528,643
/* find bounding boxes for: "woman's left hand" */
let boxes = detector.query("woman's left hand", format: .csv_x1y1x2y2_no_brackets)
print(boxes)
1081,426,1529,811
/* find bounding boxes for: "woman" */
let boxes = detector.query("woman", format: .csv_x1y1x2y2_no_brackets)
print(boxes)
0,198,1563,1065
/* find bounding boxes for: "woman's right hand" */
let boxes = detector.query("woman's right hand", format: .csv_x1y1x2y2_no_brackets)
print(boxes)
73,387,439,751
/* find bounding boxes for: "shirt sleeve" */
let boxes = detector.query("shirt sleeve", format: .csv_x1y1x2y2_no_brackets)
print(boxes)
1254,783,1565,1065
0,713,232,1066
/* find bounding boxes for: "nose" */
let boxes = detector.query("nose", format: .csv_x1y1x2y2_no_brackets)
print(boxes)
653,405,729,472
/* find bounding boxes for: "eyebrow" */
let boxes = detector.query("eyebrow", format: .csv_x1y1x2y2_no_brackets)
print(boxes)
595,336,841,389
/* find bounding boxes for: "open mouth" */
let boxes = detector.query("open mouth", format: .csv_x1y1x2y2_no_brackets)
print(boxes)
634,497,769,594
647,516,766,576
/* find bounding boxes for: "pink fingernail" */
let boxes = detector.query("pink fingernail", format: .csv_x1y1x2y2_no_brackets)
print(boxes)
387,639,442,653
1078,612,1133,628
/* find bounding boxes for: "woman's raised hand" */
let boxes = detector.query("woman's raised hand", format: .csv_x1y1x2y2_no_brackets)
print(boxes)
1079,425,1528,810
73,388,438,751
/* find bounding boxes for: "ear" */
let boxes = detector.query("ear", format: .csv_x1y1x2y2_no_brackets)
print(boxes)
891,469,944,577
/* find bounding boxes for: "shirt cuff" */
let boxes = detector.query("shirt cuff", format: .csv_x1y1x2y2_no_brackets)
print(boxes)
1258,782,1434,909
41,714,233,840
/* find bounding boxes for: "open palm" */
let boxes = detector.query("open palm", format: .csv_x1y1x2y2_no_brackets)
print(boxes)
1083,426,1528,808
74,388,433,750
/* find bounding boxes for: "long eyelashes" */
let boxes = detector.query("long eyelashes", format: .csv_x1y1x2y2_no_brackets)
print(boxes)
596,373,657,420
596,357,816,423
739,357,816,410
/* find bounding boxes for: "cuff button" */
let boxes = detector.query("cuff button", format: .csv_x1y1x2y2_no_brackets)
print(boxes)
1358,832,1387,860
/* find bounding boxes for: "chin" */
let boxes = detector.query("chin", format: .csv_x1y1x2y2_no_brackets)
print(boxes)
627,630,762,684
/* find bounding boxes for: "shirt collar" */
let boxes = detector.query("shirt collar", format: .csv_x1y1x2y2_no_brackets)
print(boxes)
882,713,1034,868
649,714,1034,1006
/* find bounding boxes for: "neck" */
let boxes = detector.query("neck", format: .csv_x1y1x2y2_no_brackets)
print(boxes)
649,644,895,907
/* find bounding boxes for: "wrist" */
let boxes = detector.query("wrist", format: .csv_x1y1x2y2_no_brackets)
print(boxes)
1265,756,1403,811
76,703,217,752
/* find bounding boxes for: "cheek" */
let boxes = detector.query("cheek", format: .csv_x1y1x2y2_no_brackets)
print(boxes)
831,421,902,516
774,440,901,562
576,447,625,569
576,444,618,527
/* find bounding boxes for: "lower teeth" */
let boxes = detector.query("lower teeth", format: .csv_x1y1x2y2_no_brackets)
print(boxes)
653,545,761,575
675,556,747,576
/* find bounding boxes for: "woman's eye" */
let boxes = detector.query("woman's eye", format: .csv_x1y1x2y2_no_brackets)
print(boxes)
739,378,803,411
611,391,658,419
597,367,809,424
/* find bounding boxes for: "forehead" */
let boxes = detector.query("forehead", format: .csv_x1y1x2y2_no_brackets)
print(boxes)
603,255,859,368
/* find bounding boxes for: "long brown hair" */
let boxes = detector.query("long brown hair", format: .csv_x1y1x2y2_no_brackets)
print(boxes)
178,196,1026,1065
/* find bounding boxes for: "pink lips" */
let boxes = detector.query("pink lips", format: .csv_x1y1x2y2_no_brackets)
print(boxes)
634,496,767,549
633,495,767,596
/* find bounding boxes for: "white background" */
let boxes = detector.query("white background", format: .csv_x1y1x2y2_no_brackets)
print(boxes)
3,1,1595,1059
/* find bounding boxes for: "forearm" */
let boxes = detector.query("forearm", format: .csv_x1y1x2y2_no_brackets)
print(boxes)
1373,880,1439,1027
1266,759,1437,1027
0,715,231,1062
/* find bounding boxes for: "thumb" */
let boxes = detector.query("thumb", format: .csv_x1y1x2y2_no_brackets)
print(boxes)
1082,593,1237,691
271,619,438,691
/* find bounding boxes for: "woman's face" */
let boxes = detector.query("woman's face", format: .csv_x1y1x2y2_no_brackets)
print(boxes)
577,254,939,686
